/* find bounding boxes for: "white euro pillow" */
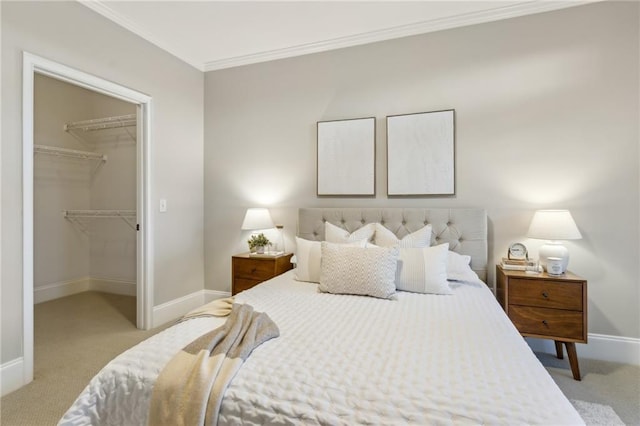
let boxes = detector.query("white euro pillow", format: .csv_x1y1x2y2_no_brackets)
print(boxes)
325,222,375,244
319,242,399,299
395,243,451,295
294,237,366,283
447,250,480,282
374,223,432,248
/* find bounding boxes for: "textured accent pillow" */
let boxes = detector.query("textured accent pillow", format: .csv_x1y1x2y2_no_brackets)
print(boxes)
325,222,375,244
447,250,480,282
319,242,399,299
374,223,432,248
294,237,367,283
395,243,451,295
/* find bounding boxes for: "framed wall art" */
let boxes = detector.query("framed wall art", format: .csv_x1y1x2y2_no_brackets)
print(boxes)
317,117,375,196
386,109,455,196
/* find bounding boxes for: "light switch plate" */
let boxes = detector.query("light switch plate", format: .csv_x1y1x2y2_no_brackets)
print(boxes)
159,199,167,212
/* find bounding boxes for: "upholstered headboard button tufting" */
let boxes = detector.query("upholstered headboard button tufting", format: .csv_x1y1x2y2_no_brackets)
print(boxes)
297,208,488,283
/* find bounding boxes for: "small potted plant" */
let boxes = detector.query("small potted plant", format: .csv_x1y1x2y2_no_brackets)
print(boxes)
247,233,271,254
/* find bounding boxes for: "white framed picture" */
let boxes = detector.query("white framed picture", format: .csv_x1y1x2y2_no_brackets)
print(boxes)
317,117,376,196
386,109,455,196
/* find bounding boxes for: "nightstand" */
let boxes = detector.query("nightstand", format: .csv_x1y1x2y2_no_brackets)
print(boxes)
496,265,588,380
232,252,294,295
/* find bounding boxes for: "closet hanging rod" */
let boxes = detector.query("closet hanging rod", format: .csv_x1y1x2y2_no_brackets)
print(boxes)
64,114,136,132
64,209,137,230
34,144,107,162
63,209,136,218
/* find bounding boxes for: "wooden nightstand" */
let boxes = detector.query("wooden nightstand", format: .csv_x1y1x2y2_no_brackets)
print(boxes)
496,265,588,380
232,252,294,295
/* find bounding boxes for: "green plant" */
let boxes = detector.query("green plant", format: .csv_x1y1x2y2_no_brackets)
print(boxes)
247,233,271,251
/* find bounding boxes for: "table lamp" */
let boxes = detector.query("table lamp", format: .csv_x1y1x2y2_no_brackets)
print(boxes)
527,209,582,273
241,208,275,231
242,208,284,254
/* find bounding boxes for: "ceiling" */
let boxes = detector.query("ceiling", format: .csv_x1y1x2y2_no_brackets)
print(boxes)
80,1,595,72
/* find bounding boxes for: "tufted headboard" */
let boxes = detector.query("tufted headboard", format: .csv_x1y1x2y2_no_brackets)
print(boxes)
297,208,488,283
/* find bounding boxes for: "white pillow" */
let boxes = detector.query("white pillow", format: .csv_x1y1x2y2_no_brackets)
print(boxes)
319,242,399,299
294,237,366,283
374,223,432,248
325,222,375,244
447,250,480,282
395,243,451,295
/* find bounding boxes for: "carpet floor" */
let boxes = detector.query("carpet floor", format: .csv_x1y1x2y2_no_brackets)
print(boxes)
538,351,640,425
0,292,170,425
1,291,638,425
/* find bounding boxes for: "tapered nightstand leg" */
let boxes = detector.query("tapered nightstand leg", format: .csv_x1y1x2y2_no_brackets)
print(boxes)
555,341,564,359
565,342,581,381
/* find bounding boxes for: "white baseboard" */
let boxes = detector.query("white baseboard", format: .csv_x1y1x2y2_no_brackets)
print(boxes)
527,333,640,366
204,289,231,303
35,280,228,327
90,277,136,296
34,277,91,304
152,289,231,328
152,290,206,328
1,357,26,397
34,276,136,304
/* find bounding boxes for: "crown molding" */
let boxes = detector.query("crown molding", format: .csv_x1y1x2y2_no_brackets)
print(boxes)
78,0,205,71
78,0,600,73
204,1,599,71
204,0,604,71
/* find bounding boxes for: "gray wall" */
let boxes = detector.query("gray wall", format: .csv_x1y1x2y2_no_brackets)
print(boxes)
204,2,639,339
2,2,204,363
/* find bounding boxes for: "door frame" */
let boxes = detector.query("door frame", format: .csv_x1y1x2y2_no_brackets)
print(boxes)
22,52,153,385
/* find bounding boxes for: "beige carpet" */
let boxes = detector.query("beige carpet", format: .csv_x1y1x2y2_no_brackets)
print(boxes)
0,292,170,426
2,291,638,425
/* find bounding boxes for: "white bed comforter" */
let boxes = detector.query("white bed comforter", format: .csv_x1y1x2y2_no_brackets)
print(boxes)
60,271,584,425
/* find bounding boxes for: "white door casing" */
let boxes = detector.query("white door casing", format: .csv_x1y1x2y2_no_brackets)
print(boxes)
22,52,153,386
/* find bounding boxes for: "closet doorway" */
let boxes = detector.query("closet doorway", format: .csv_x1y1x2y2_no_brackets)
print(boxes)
22,52,152,386
34,73,137,308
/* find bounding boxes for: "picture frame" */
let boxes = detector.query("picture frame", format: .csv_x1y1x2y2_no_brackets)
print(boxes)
386,109,455,196
317,117,376,196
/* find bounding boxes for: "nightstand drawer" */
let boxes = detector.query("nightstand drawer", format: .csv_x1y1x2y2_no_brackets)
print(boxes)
233,258,275,280
509,306,584,340
232,253,294,295
496,265,588,380
234,278,262,294
509,279,583,311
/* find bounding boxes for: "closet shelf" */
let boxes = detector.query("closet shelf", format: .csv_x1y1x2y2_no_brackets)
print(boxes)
34,144,107,162
64,209,136,217
64,210,137,231
64,114,136,132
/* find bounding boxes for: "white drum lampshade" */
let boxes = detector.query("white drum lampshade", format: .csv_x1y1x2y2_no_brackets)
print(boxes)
527,210,582,273
241,208,275,231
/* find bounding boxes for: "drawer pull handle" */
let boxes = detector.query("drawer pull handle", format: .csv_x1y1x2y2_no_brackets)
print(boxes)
542,320,548,326
542,292,549,298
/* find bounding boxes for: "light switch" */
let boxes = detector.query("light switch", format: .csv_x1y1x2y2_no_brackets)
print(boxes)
159,199,167,212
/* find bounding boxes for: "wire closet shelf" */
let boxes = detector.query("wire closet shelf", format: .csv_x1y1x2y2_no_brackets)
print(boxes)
64,209,137,232
34,144,107,162
64,114,136,132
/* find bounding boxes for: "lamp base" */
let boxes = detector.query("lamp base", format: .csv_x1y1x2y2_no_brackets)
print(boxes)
538,241,569,273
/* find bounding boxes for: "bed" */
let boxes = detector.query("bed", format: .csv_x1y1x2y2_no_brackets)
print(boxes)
59,208,584,425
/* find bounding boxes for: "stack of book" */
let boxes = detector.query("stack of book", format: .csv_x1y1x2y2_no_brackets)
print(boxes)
500,257,528,271
249,251,285,258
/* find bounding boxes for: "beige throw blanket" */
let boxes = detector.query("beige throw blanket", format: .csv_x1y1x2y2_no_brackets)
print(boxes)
178,297,235,323
148,300,279,426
